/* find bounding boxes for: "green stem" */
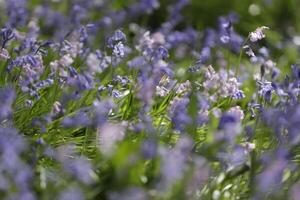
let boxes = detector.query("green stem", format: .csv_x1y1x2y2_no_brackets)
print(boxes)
235,37,249,77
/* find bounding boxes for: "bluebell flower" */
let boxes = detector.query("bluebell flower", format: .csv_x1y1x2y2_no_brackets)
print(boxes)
62,111,91,128
92,100,115,127
218,16,231,44
166,28,198,48
112,89,121,98
33,78,54,91
217,109,242,143
1,27,14,48
107,30,126,48
0,127,35,199
169,97,191,133
232,90,245,99
63,156,94,184
156,46,169,60
67,66,78,77
257,80,274,102
113,42,125,58
218,145,248,168
70,4,87,26
127,56,147,69
197,46,211,64
158,136,193,190
249,26,269,42
217,15,244,53
218,113,239,130
202,28,217,47
257,149,288,194
67,73,94,91
5,0,28,27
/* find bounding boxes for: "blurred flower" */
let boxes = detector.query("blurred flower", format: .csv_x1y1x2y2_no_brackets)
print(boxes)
55,145,95,184
62,111,91,127
97,122,126,156
58,187,84,200
169,96,191,132
141,139,157,159
217,111,242,142
59,54,73,67
0,87,15,121
109,187,148,200
228,106,244,120
257,155,287,193
4,0,28,27
158,136,193,190
290,181,300,200
243,142,256,153
197,46,211,64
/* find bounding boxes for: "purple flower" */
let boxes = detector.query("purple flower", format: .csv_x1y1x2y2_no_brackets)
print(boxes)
33,78,54,91
113,42,125,58
140,0,160,14
232,90,245,99
5,0,28,27
0,87,15,121
64,156,94,184
257,152,288,194
107,30,126,48
257,80,274,102
67,73,94,91
158,136,193,190
156,46,169,60
58,187,84,200
218,113,239,130
217,14,244,53
169,97,191,132
141,139,157,159
1,27,14,48
197,46,211,64
62,111,91,128
109,187,148,200
0,127,35,198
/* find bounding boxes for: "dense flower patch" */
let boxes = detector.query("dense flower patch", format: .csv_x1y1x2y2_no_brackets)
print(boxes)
1,0,300,199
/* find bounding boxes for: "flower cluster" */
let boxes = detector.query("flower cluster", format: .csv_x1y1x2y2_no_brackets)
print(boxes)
0,0,300,199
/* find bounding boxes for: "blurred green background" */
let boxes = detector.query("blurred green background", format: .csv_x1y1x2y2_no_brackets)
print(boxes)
141,0,300,68
188,0,300,35
149,0,300,36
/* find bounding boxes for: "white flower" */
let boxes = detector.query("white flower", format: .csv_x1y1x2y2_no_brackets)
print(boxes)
59,54,73,67
86,53,101,73
221,77,240,98
97,123,126,156
50,61,59,72
243,45,255,57
152,32,165,45
0,48,10,60
249,26,269,42
243,142,256,153
156,86,169,97
52,101,62,115
176,80,191,94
